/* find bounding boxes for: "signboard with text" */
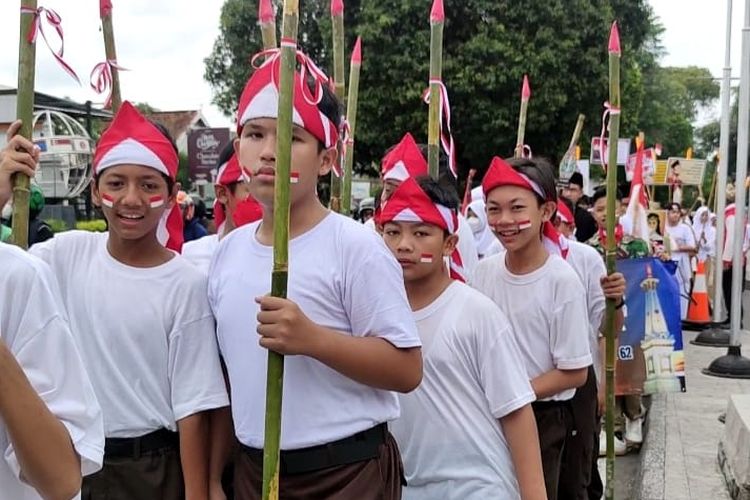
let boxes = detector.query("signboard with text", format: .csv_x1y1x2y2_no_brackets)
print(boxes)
188,128,231,180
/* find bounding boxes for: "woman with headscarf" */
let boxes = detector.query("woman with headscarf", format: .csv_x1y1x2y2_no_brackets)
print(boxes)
466,199,503,260
692,206,716,300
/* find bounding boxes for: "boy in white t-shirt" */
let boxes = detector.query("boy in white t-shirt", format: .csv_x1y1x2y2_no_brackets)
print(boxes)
471,157,592,499
208,50,422,499
0,103,229,499
380,175,546,499
0,242,104,500
182,143,262,275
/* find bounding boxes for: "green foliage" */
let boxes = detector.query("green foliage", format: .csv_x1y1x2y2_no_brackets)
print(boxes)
45,219,69,233
75,220,108,232
178,152,192,192
205,0,713,181
695,90,749,181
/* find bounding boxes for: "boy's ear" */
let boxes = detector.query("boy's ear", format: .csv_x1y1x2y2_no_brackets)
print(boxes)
215,185,229,204
541,200,557,222
443,233,459,256
90,178,102,207
317,146,336,177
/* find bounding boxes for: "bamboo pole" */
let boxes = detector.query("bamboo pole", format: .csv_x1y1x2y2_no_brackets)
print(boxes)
262,1,299,498
329,0,345,212
514,74,531,158
259,0,277,49
427,0,444,179
341,36,361,217
604,21,622,500
100,0,122,113
10,0,38,250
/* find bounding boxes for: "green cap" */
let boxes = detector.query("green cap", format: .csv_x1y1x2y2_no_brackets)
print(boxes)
29,184,45,212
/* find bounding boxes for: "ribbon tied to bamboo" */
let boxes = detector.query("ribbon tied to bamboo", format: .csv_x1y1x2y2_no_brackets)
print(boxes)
20,6,80,84
335,118,352,179
90,60,128,109
598,101,621,171
422,78,458,178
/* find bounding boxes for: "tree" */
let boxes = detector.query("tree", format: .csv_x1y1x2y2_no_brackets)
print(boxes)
205,0,663,179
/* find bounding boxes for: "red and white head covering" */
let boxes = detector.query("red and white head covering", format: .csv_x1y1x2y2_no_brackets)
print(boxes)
237,49,339,150
556,201,575,227
93,101,183,253
213,153,263,230
481,156,568,258
381,133,429,182
377,176,466,282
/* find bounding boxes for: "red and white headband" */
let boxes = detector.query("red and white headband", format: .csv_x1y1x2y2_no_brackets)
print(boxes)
381,133,429,182
237,47,339,149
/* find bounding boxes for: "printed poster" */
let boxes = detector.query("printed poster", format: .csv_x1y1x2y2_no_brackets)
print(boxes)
615,258,686,395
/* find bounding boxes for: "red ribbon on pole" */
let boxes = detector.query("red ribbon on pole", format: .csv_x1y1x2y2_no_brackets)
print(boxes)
90,60,127,108
20,6,80,85
333,119,351,178
598,101,620,171
422,78,458,178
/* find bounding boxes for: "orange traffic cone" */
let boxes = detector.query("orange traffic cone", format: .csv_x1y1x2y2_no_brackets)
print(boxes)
686,260,711,328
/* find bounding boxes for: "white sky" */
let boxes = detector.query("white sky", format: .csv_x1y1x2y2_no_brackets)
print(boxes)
0,1,744,128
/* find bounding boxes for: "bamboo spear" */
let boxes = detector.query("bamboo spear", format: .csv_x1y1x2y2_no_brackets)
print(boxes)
262,1,299,498
604,21,622,500
10,0,38,250
329,0,345,212
427,0,444,179
259,0,277,49
341,36,361,217
514,75,531,158
99,0,122,113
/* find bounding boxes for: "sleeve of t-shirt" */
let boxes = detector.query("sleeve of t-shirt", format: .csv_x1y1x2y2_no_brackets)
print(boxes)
4,269,104,479
684,224,697,249
168,306,230,421
550,280,593,370
343,237,421,349
27,233,58,264
475,308,536,419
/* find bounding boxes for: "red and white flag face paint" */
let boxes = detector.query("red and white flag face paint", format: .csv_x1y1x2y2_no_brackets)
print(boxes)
149,196,165,209
420,253,434,264
101,193,115,208
290,172,300,184
517,220,533,231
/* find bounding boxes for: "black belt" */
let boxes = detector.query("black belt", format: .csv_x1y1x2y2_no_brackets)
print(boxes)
240,423,387,476
105,429,179,459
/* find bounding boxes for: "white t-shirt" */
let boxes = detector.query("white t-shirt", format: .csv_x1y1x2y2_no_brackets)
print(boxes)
0,243,103,500
564,240,607,383
209,213,421,450
471,253,592,401
31,231,229,438
665,222,696,285
182,234,220,275
391,282,535,500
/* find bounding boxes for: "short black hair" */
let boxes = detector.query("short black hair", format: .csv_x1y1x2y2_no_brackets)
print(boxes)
310,77,342,152
667,202,682,211
415,175,460,212
505,157,558,205
94,119,178,194
568,172,584,189
416,144,457,191
591,185,623,205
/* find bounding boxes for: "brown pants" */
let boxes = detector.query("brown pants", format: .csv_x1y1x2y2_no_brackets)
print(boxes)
532,401,571,500
558,366,598,500
81,447,183,500
234,432,404,500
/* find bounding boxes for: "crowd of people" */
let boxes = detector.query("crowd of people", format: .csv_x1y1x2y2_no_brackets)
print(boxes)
0,47,741,500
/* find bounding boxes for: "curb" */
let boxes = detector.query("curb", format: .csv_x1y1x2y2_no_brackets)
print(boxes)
637,392,668,500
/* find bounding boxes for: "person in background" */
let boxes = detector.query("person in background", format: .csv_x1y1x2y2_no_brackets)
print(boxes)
466,198,503,259
563,172,597,243
179,191,209,242
664,202,697,320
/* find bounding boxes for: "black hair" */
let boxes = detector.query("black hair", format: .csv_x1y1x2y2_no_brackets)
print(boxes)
505,157,558,206
568,172,584,189
94,119,177,194
591,185,623,205
310,77,342,152
558,196,575,215
416,144,457,191
415,175,460,212
667,202,682,211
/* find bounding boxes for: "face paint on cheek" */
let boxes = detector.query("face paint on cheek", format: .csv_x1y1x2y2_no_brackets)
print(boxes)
420,253,434,263
290,172,300,184
517,220,533,231
101,193,115,208
149,196,165,209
